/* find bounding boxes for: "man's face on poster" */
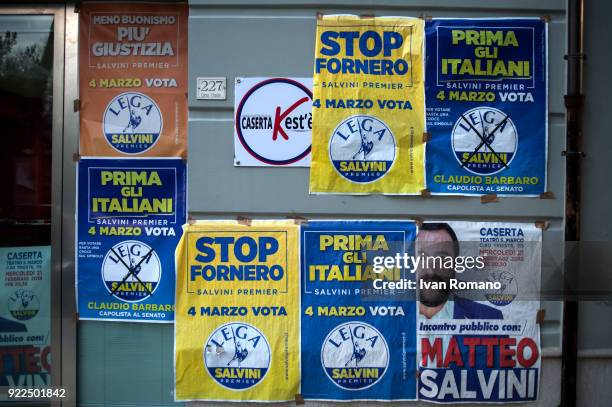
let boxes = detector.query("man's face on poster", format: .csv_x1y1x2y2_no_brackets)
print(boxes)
416,228,457,307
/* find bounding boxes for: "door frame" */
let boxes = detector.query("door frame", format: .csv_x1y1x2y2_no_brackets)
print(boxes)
59,4,78,405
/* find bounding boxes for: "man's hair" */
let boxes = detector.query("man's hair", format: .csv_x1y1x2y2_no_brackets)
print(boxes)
417,222,460,256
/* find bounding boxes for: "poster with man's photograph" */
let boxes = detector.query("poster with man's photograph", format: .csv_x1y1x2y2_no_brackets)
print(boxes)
416,222,541,403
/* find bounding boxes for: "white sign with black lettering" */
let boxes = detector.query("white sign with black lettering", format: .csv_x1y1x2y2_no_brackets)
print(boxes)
197,77,226,100
234,77,313,167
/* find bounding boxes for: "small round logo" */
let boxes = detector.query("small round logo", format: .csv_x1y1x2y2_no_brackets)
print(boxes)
451,107,518,175
204,322,271,390
8,289,40,321
101,240,161,302
485,271,518,306
329,115,395,183
235,78,312,165
321,321,389,390
103,92,163,154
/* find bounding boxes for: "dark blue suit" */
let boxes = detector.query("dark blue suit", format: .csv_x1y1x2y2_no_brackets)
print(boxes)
452,296,503,320
0,317,27,332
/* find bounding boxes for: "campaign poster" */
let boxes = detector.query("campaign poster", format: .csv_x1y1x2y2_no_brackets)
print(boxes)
234,77,312,167
0,246,51,387
301,220,417,400
425,19,547,196
76,158,186,322
79,3,188,157
416,221,541,402
310,16,426,194
174,221,300,402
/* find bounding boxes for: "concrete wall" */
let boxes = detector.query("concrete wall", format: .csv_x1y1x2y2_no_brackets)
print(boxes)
576,0,612,405
77,1,571,405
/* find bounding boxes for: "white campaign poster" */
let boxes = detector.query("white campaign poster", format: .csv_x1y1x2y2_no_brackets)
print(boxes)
416,222,541,403
234,77,312,167
0,246,51,387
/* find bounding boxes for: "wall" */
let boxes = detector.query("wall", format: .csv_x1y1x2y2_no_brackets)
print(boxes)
576,0,612,405
77,1,567,405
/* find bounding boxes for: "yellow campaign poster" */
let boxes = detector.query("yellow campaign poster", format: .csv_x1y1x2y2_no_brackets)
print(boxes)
310,15,426,194
174,220,300,402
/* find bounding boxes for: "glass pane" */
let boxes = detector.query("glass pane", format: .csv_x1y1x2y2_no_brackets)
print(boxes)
0,14,53,394
0,15,53,223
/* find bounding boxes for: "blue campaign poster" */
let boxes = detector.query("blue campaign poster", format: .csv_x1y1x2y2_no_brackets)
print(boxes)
425,19,547,196
76,158,186,322
301,220,417,401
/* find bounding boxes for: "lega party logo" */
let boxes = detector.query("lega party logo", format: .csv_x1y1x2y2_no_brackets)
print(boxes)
451,107,518,175
103,92,163,154
8,289,40,321
204,322,271,390
329,115,396,183
321,321,389,390
101,240,161,302
485,270,518,306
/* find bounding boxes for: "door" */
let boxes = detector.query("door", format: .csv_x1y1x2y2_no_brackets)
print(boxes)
0,5,67,403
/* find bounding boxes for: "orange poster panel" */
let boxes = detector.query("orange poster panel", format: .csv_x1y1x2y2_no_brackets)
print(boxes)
79,3,188,157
